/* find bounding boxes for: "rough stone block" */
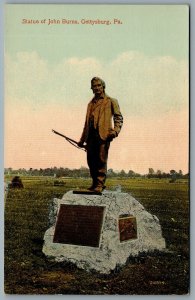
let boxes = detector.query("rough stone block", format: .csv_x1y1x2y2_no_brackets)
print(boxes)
43,190,166,274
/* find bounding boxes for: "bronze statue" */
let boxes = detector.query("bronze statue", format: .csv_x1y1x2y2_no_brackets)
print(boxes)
78,77,123,193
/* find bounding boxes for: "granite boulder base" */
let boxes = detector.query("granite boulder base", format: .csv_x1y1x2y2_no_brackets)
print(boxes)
43,190,166,274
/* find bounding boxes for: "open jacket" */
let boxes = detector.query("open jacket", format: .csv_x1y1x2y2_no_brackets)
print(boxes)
80,94,123,143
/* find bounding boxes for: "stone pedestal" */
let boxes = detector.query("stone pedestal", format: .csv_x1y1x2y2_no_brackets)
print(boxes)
43,190,166,274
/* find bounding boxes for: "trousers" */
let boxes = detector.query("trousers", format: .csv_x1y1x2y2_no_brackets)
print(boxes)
86,133,110,188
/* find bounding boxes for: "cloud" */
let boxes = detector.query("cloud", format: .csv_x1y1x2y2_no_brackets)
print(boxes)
107,52,188,116
5,51,188,116
5,51,188,173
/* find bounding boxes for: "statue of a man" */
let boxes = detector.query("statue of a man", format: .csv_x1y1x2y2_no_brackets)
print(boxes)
78,77,123,193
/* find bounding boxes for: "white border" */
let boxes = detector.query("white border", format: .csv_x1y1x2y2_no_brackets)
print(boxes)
1,1,193,300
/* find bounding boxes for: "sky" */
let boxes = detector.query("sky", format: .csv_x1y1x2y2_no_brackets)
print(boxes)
5,4,189,174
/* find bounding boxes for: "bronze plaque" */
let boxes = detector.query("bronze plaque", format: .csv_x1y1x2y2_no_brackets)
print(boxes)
119,215,137,242
53,204,105,247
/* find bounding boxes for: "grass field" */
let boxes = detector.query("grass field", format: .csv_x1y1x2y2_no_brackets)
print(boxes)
4,176,189,295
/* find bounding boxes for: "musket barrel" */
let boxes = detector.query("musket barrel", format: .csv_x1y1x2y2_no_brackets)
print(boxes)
52,129,86,151
52,130,78,144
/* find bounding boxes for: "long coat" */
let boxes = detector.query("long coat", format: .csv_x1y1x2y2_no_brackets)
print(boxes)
80,94,123,143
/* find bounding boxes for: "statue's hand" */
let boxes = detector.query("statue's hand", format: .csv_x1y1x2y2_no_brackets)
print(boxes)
78,141,84,147
107,132,116,142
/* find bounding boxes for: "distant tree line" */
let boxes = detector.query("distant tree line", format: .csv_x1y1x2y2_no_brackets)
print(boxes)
4,167,189,180
146,168,189,180
4,167,90,178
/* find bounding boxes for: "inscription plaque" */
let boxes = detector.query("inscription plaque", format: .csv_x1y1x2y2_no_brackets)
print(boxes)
53,204,105,247
119,215,137,242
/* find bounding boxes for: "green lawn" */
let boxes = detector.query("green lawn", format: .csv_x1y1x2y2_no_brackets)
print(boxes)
4,177,189,295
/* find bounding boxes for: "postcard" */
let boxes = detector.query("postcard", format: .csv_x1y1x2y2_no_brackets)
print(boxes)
4,4,189,295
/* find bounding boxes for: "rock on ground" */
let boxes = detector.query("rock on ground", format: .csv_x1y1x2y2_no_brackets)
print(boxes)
43,190,166,274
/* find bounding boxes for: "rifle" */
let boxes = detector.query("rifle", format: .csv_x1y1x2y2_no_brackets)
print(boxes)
52,129,86,151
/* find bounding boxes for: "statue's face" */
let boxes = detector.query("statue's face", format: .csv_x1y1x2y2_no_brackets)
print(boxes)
91,80,104,97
